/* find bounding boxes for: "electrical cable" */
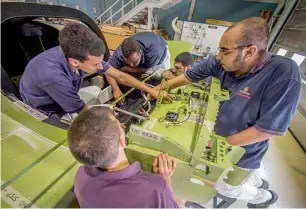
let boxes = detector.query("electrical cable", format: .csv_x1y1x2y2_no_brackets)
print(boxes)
171,112,191,125
141,92,151,116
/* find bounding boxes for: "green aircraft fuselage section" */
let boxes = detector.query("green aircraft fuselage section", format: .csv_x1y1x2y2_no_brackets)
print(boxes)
1,95,79,208
1,77,250,207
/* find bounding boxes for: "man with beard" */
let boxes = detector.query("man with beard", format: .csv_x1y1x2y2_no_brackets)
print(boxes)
106,32,170,100
152,17,302,208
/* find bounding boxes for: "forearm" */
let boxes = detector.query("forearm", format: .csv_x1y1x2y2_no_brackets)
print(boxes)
107,67,154,95
130,67,143,73
226,126,274,146
123,66,143,74
162,71,176,80
120,73,154,94
105,74,121,92
156,74,190,90
96,75,105,88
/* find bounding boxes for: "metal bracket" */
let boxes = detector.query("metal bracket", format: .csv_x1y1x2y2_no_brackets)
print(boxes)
156,79,169,108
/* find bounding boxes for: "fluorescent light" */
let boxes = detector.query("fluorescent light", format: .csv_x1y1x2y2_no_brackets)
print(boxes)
291,53,305,66
276,48,288,56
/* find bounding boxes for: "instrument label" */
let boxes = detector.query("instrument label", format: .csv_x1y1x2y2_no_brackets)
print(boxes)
1,180,38,208
13,100,48,121
130,126,161,142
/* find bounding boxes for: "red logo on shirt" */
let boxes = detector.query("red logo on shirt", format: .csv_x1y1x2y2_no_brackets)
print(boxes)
238,87,251,99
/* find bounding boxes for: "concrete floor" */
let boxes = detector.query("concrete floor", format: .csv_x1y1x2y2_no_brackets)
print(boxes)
262,132,306,208
203,131,306,208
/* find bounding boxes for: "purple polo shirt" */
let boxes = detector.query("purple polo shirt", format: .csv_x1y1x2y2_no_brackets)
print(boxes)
74,162,178,208
20,46,110,120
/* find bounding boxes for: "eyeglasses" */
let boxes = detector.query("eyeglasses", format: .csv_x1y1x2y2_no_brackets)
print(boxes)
217,44,252,56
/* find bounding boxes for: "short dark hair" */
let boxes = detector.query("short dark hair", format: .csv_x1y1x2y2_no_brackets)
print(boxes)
228,17,269,52
68,107,120,168
59,23,106,62
121,37,141,58
174,52,194,66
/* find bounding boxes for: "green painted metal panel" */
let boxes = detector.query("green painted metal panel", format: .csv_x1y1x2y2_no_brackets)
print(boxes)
126,145,217,204
1,99,78,208
1,95,67,144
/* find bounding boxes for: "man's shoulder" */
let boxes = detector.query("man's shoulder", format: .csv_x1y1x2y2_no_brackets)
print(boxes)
25,46,69,84
108,47,124,68
75,165,88,181
74,165,169,198
29,46,61,62
74,166,176,208
26,47,61,71
193,57,222,70
136,171,167,189
270,54,298,69
110,47,123,60
268,54,301,83
131,31,158,39
75,165,167,190
132,32,166,47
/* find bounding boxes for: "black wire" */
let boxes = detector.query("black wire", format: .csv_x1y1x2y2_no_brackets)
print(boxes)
172,112,191,125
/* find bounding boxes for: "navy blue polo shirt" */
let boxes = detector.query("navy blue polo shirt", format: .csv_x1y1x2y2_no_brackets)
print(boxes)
108,32,167,70
185,53,302,169
20,46,110,120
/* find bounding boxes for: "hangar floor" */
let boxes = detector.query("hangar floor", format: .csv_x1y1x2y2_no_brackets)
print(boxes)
204,131,306,208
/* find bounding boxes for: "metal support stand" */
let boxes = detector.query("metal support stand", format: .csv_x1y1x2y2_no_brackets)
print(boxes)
213,193,237,208
185,201,205,208
185,193,237,208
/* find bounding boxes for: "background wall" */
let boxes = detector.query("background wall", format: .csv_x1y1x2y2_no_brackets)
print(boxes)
158,0,278,39
26,0,118,19
34,0,138,20
31,0,277,39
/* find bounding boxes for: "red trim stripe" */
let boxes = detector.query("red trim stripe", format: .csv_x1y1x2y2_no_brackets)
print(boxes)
238,92,251,99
